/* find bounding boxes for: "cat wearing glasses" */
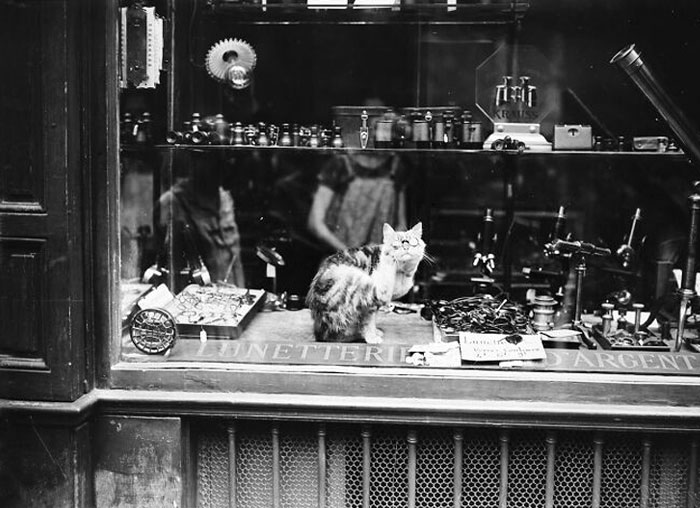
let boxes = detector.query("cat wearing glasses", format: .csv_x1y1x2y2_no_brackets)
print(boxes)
306,223,425,343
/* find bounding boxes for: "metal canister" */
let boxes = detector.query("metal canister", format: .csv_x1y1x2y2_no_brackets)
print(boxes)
431,114,445,149
374,119,394,148
531,295,557,331
460,111,483,148
411,119,430,148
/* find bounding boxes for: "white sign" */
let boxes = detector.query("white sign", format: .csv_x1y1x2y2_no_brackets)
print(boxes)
459,333,546,362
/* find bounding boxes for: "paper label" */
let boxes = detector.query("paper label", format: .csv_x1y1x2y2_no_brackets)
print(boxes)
459,333,546,362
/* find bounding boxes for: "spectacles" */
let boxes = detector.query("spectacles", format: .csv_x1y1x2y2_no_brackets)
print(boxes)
393,237,419,249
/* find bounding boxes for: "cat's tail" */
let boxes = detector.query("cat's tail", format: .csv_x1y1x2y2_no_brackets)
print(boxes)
307,265,378,342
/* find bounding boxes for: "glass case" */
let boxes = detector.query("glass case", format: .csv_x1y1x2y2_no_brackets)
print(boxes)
118,0,700,371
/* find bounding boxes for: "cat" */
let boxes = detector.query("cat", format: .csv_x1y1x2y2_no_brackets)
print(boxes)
306,222,425,343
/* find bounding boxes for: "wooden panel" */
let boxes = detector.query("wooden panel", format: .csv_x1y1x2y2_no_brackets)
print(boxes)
0,238,46,363
0,0,87,401
0,1,44,210
0,416,88,507
94,416,183,508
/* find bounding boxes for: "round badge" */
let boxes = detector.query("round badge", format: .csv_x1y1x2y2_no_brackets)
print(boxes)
130,308,177,354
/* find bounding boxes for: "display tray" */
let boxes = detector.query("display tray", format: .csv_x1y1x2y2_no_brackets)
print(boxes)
163,284,267,340
433,321,582,349
591,324,670,352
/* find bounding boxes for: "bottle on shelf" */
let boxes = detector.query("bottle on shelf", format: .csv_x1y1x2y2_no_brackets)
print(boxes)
279,123,293,147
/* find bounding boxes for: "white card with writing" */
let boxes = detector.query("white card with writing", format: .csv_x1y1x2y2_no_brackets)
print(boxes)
459,333,546,362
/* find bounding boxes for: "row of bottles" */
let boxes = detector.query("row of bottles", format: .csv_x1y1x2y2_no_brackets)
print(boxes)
374,108,484,149
165,113,345,148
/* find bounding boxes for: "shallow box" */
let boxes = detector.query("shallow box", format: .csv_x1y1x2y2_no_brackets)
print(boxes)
332,105,388,148
164,284,267,340
553,124,592,150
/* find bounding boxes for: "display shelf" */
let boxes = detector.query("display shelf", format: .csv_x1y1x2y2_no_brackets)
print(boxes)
146,143,690,160
204,0,529,25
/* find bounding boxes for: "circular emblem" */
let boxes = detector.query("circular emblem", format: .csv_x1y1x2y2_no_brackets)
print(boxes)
130,308,177,354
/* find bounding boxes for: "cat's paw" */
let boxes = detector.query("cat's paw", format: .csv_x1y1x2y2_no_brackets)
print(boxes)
364,331,384,344
375,327,385,338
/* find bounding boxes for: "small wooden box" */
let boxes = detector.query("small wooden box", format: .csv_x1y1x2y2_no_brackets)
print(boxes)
164,284,266,340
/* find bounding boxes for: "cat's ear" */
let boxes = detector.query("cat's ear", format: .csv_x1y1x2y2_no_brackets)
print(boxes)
409,222,423,238
383,223,396,242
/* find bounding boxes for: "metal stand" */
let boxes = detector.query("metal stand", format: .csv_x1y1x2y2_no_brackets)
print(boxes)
569,255,597,349
545,238,611,349
674,182,700,351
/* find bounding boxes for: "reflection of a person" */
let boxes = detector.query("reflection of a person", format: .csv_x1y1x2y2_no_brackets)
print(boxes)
158,155,245,289
307,152,407,251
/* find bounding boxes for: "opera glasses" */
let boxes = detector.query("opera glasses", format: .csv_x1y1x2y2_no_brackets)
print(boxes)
165,112,344,148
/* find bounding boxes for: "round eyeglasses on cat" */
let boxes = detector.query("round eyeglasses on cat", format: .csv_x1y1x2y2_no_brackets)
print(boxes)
393,237,419,249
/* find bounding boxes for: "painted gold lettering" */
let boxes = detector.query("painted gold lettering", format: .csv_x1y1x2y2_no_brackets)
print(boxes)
574,351,596,367
364,346,384,363
299,344,314,360
618,353,638,369
272,344,292,360
340,345,358,362
322,345,333,361
638,354,658,369
680,355,696,370
546,351,562,367
597,353,620,369
246,343,268,360
658,355,680,370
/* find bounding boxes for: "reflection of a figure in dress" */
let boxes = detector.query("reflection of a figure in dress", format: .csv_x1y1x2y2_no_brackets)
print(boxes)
157,154,245,291
307,152,408,252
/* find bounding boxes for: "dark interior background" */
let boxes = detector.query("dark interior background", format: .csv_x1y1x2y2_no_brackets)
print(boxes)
119,0,700,310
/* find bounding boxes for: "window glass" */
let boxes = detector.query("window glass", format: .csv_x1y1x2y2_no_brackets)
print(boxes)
118,1,700,374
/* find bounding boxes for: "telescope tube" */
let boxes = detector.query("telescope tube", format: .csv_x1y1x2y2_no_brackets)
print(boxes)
611,44,700,168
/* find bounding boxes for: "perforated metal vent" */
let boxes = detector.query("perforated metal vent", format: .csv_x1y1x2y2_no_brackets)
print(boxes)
195,422,700,508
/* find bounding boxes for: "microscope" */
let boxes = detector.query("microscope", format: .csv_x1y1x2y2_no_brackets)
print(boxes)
471,208,498,294
544,207,611,349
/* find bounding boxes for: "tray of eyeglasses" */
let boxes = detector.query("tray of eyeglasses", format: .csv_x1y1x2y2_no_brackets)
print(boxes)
591,324,670,351
164,284,267,340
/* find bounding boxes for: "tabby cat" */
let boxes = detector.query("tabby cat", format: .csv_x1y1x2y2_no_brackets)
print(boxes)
306,222,425,343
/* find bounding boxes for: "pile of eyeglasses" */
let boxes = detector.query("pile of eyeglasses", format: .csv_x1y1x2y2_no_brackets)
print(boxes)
172,285,255,326
424,295,533,335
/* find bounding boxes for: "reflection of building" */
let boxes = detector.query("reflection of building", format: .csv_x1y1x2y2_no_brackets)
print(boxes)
4,1,700,506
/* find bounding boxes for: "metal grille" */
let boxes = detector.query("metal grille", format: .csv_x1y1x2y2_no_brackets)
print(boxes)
415,428,453,508
369,427,409,507
236,422,273,508
461,429,500,508
507,430,548,508
195,422,700,508
649,435,689,508
326,425,363,508
554,432,595,508
601,433,642,508
280,425,318,508
197,428,229,508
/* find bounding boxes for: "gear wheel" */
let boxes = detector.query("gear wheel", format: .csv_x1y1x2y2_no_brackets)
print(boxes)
206,38,257,89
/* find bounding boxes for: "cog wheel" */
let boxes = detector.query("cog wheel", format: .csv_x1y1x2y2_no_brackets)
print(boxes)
206,38,257,88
